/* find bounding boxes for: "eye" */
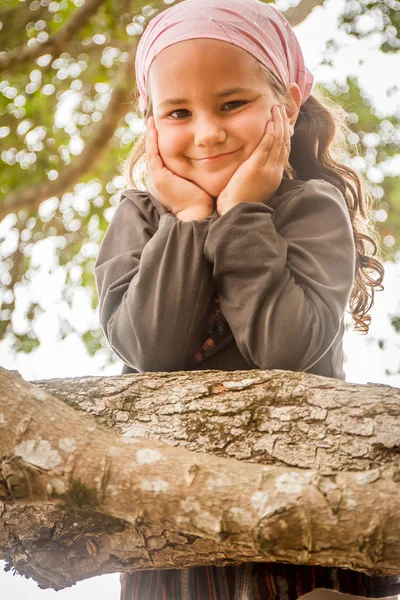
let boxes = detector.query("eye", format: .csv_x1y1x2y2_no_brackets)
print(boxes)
167,100,248,119
223,100,247,111
168,109,190,119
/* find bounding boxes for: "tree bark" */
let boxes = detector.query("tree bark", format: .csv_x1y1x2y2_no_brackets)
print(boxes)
1,366,400,590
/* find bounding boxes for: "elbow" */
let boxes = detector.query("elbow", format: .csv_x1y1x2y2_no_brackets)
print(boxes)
250,349,308,373
236,333,302,373
106,315,184,373
237,302,342,373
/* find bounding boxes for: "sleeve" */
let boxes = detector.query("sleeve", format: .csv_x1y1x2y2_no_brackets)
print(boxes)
203,179,356,372
94,192,217,372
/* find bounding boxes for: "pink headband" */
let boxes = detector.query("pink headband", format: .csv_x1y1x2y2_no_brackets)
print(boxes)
135,0,314,114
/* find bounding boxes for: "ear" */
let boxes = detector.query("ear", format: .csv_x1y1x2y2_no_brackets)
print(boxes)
285,83,302,136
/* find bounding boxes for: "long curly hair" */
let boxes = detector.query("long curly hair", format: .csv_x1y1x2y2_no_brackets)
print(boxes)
123,66,384,335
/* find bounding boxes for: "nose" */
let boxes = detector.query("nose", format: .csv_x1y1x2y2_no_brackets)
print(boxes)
193,114,227,147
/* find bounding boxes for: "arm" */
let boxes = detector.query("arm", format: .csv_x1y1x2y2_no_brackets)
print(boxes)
95,191,217,372
204,179,356,372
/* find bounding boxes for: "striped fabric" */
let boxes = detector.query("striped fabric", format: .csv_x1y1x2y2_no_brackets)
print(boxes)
120,562,400,599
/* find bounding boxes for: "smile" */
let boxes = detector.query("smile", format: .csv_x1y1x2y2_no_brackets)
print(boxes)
191,149,240,162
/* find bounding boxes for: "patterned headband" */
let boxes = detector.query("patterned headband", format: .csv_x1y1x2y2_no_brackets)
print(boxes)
135,0,314,114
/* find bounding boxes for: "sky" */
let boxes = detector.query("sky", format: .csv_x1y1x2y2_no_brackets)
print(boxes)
1,0,400,598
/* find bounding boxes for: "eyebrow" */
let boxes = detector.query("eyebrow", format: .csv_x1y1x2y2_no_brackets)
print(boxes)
156,87,255,110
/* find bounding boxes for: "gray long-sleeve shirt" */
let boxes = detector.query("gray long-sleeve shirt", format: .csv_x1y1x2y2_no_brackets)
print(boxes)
94,177,356,380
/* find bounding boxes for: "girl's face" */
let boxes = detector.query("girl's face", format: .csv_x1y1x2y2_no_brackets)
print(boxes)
148,39,283,198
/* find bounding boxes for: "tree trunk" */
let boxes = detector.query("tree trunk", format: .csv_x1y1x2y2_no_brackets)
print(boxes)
1,366,399,591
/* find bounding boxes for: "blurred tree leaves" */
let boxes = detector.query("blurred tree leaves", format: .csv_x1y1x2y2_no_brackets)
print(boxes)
339,0,400,53
0,0,399,365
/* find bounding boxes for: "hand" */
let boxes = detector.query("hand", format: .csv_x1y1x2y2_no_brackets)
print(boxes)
216,105,292,216
146,116,214,217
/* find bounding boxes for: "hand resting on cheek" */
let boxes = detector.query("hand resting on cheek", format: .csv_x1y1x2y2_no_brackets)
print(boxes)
146,116,215,221
216,104,292,217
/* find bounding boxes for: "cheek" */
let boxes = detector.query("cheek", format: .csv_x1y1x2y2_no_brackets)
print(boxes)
237,115,268,157
157,126,186,162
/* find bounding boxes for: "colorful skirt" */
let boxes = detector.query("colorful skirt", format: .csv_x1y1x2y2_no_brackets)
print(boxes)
120,562,400,599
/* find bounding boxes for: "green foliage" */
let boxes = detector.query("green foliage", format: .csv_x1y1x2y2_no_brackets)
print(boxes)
321,76,400,261
391,316,400,333
339,0,400,53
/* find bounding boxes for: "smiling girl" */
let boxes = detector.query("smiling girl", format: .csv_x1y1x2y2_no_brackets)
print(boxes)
95,1,389,598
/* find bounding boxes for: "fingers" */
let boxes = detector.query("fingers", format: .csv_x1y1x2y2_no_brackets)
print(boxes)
146,116,164,179
279,105,291,164
252,105,291,168
267,105,291,166
254,117,275,158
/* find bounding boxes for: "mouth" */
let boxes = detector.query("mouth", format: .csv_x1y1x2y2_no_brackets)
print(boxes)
191,148,240,163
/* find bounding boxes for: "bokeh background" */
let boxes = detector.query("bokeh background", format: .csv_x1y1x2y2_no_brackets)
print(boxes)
1,0,399,597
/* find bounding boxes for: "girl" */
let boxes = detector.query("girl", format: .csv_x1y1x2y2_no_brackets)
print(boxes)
95,0,391,598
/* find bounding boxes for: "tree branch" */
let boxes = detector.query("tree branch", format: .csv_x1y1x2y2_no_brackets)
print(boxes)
35,368,400,473
0,4,48,50
1,367,400,590
68,39,131,58
283,0,329,27
0,0,107,74
0,40,138,221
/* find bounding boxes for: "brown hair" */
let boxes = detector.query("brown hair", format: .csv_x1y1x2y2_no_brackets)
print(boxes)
123,68,384,334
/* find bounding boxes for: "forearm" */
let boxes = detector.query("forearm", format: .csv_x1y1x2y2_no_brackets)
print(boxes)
96,197,218,372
